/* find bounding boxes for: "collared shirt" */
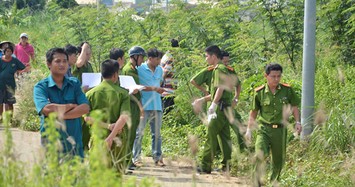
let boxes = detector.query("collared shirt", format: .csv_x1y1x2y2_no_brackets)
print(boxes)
252,83,299,125
191,66,213,93
86,80,130,124
137,62,163,111
122,62,141,101
211,64,240,105
14,43,34,66
33,75,89,155
72,62,94,84
0,56,25,90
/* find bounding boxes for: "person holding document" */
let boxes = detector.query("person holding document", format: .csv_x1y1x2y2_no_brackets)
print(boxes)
133,48,166,167
121,46,146,170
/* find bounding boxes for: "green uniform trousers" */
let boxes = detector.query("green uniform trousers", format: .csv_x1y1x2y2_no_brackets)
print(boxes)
216,110,245,166
82,119,90,151
127,101,141,162
217,110,245,153
201,106,232,172
254,124,287,183
107,126,129,174
232,111,246,151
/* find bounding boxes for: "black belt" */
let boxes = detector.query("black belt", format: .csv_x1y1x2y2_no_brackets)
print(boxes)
218,101,231,111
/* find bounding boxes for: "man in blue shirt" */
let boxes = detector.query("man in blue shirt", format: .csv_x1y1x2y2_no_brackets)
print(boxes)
132,48,165,166
33,48,90,159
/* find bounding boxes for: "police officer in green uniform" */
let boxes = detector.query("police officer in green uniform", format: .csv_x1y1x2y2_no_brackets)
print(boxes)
121,46,146,170
72,42,94,84
73,42,94,151
85,59,131,174
191,51,245,157
245,63,302,185
196,45,238,173
190,64,214,97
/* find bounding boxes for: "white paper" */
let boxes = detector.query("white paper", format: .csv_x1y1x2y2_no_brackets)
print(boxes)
119,75,145,94
82,73,102,88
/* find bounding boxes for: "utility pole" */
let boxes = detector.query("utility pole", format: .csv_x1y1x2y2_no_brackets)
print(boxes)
301,0,316,140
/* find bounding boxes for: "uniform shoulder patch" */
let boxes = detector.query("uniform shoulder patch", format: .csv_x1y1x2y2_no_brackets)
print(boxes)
207,65,215,71
281,83,291,87
255,85,265,92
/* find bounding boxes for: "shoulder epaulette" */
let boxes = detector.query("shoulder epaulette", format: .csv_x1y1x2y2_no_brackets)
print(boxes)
226,65,235,72
255,85,265,92
207,65,215,71
281,83,291,87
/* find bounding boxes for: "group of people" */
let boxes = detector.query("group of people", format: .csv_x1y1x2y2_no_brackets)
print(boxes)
0,33,301,184
0,33,35,119
190,46,302,185
32,41,178,174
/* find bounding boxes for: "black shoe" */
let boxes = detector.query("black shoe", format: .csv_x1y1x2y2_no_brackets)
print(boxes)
125,170,133,175
197,167,211,174
128,163,137,170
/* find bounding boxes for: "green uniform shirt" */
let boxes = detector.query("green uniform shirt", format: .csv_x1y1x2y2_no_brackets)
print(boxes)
86,80,130,123
122,62,141,101
252,83,299,125
72,62,94,83
0,57,25,90
191,66,214,93
211,64,240,105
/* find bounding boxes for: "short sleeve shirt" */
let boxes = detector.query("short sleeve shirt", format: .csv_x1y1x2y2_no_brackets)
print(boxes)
210,64,239,105
33,76,89,152
14,43,34,66
122,62,141,101
72,62,94,83
0,57,26,90
251,83,300,124
86,80,130,124
137,62,163,111
191,66,213,93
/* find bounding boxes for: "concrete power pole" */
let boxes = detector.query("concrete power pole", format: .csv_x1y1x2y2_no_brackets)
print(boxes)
301,0,316,139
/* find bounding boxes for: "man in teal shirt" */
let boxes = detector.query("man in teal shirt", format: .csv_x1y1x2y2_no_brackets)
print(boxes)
33,48,90,158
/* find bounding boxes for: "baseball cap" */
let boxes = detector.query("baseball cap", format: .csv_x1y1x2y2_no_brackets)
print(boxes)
19,33,28,38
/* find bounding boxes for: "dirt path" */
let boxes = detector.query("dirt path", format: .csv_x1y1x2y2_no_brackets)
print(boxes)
0,127,248,186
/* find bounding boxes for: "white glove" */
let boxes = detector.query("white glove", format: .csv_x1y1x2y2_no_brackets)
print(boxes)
245,128,252,142
207,102,218,123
